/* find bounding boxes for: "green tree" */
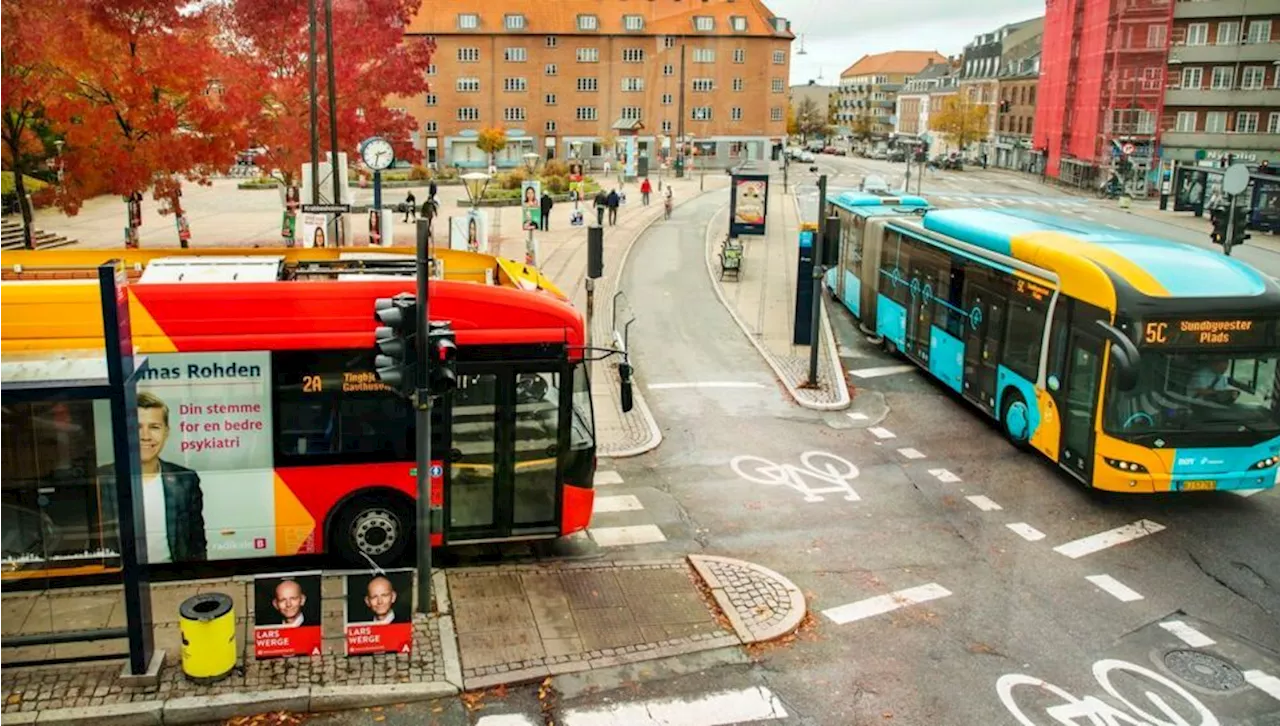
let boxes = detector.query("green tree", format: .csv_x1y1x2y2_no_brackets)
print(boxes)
476,127,507,168
794,97,827,144
929,95,990,152
851,115,875,144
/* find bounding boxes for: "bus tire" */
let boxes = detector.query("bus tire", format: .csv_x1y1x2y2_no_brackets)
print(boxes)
1001,391,1032,450
329,493,413,567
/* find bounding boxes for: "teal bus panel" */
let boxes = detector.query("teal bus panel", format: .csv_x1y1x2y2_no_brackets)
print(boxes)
929,326,964,393
877,295,907,349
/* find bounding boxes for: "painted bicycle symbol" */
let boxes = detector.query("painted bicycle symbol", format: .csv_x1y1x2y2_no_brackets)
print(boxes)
998,659,1220,726
730,451,861,503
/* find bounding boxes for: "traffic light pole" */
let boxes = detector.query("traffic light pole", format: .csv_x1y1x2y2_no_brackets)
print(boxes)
1224,194,1236,257
808,174,828,386
414,219,432,614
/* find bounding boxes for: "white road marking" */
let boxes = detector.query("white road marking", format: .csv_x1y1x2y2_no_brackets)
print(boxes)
476,716,539,726
647,381,767,390
1086,574,1144,602
847,412,869,421
928,468,961,483
897,447,926,460
562,685,787,725
1078,214,1096,221
1005,522,1045,541
593,495,644,513
849,364,917,379
1244,670,1280,701
1052,519,1166,559
1232,488,1266,497
593,470,624,486
588,524,666,547
822,583,952,625
868,427,896,439
966,495,1002,511
1159,620,1216,648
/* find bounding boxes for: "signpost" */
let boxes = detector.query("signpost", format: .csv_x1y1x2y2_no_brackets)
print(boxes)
1222,164,1249,257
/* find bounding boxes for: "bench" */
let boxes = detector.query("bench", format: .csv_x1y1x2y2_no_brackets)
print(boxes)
719,238,743,281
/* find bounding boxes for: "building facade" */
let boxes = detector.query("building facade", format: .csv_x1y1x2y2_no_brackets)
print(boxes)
836,50,947,145
893,61,958,144
993,35,1042,171
1160,2,1279,166
958,17,1043,161
403,0,794,169
1035,0,1172,189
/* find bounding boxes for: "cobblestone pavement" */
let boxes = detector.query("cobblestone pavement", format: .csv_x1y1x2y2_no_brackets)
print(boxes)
688,556,807,644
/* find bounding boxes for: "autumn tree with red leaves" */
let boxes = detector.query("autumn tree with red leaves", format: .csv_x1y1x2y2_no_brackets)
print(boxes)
223,0,434,188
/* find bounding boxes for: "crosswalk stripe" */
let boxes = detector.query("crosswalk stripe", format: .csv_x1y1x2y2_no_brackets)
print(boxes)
822,583,952,625
594,470,624,486
563,686,787,725
1053,519,1166,559
1243,670,1280,701
589,524,666,547
1086,574,1144,602
593,494,644,513
1160,620,1215,648
849,364,916,379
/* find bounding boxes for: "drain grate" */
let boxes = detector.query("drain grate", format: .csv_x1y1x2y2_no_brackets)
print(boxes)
1163,649,1245,691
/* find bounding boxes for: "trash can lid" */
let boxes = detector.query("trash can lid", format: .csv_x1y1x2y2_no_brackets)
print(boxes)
179,592,234,622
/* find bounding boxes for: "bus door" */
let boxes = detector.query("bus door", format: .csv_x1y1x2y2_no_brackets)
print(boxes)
444,363,565,542
1057,330,1105,481
962,282,1005,414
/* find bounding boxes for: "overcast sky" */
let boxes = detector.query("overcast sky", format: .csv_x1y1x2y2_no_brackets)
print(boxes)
770,0,1046,85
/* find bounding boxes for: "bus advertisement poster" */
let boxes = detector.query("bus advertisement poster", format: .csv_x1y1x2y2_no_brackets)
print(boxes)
344,569,414,656
730,174,769,237
94,351,278,564
253,572,323,659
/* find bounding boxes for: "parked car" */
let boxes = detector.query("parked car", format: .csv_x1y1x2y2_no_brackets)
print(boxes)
860,175,890,194
888,150,907,163
799,151,816,163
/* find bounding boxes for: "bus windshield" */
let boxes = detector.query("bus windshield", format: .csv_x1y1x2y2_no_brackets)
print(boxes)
1105,351,1280,438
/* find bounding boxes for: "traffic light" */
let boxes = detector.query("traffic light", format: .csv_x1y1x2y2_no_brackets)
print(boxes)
426,321,458,395
373,293,418,394
1209,207,1228,246
1231,212,1252,248
821,215,841,268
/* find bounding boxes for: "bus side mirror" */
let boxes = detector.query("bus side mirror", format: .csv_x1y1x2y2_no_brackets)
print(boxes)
1095,321,1141,391
619,361,634,413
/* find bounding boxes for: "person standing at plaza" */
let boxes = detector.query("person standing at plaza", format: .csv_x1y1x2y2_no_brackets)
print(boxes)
403,191,416,222
540,191,553,231
640,178,652,206
593,189,608,226
606,189,620,226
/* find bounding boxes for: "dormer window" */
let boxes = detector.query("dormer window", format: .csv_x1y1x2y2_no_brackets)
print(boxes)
730,16,748,32
577,14,598,31
693,16,714,32
457,13,479,30
504,14,525,31
624,15,644,31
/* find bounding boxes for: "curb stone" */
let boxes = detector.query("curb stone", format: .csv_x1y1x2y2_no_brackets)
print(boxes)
309,682,458,713
33,701,162,726
438,614,464,688
162,688,310,725
688,555,807,644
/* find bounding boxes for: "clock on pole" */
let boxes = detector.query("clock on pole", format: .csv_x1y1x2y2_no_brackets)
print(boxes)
360,136,395,212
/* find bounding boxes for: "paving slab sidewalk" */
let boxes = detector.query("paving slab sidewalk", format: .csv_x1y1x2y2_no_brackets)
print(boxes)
0,555,805,724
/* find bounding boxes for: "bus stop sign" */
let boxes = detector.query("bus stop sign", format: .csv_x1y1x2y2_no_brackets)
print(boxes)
1223,164,1249,196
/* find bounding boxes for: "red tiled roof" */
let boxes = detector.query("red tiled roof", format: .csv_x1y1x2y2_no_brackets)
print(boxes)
407,0,793,38
840,50,948,78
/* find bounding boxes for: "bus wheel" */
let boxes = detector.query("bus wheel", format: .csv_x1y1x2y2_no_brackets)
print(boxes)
1001,392,1032,449
332,496,412,567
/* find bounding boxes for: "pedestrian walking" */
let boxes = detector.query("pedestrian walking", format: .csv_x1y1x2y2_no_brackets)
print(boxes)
640,178,652,206
606,189,620,226
593,190,608,226
428,179,438,200
422,197,437,240
403,191,417,222
540,191,553,231
603,159,612,178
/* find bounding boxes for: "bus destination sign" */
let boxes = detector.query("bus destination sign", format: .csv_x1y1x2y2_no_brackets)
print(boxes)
1141,318,1271,348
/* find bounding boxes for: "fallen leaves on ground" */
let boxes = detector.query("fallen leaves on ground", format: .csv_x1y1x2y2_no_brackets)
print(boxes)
224,711,308,726
460,690,487,712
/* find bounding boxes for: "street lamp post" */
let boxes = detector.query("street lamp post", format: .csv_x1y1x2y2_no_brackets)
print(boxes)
523,152,540,267
460,172,490,253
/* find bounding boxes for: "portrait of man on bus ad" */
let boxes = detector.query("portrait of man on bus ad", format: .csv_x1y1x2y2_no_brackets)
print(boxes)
96,351,277,565
344,570,413,655
253,572,322,658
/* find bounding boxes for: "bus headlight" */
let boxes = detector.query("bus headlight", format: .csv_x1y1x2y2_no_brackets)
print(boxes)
1250,456,1279,470
1104,457,1148,473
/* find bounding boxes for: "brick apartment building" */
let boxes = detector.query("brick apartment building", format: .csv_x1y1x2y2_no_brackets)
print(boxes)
893,61,958,145
958,16,1043,162
835,50,946,145
993,34,1042,171
402,0,794,170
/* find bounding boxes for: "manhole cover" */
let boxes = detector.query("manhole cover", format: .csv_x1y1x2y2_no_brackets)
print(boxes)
1163,649,1245,691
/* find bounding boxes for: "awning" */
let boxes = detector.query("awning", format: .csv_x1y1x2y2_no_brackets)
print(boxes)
611,118,644,132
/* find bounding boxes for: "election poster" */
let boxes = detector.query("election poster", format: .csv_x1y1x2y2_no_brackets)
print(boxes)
253,572,323,659
521,180,542,231
344,569,414,656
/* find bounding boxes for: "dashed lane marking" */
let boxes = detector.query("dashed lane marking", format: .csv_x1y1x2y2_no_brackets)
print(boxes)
848,364,917,379
1232,488,1266,497
1244,670,1280,702
1005,522,1045,541
593,495,644,513
847,412,869,422
562,685,788,725
1052,519,1166,559
822,583,953,625
647,381,768,390
588,524,667,547
593,470,624,486
1086,574,1144,602
928,468,961,483
868,427,896,439
1160,620,1216,648
966,495,1002,512
897,447,926,460
476,716,539,726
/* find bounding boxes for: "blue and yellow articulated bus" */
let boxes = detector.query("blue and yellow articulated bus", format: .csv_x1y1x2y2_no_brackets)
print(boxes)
824,191,931,326
825,202,1280,493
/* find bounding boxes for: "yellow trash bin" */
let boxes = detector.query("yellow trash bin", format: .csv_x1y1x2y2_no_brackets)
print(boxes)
179,593,235,683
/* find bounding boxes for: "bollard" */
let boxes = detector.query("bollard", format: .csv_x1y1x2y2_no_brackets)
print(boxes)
179,593,235,683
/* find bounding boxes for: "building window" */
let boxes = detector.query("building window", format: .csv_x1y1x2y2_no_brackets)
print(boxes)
693,48,715,63
457,13,479,30
504,77,527,92
1181,66,1202,89
457,77,480,92
663,64,675,76
546,120,557,133
621,106,642,121
458,47,480,62
663,36,677,49
773,50,785,64
577,14,598,31
691,107,712,121
504,107,526,122
693,16,714,32
576,77,598,92
545,63,557,76
1242,66,1266,90
692,78,714,92
505,47,527,62
1268,112,1280,134
661,93,673,105
1210,66,1234,90
771,107,783,122
1217,21,1239,45
731,107,742,121
624,15,644,31
457,107,480,122
1186,23,1208,46
425,120,437,134
1236,111,1258,134
426,64,437,76
1174,111,1196,132
661,119,672,133
730,16,748,32
1147,24,1166,49
545,93,556,105
425,93,437,106
622,77,644,92
733,48,746,64
577,48,599,63
733,78,744,91
622,48,645,63
576,107,597,121
771,78,784,93
546,36,558,48
1247,19,1272,44
1204,111,1227,133
505,13,526,30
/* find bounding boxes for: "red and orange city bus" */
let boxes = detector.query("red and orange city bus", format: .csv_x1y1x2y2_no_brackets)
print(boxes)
1,247,599,581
